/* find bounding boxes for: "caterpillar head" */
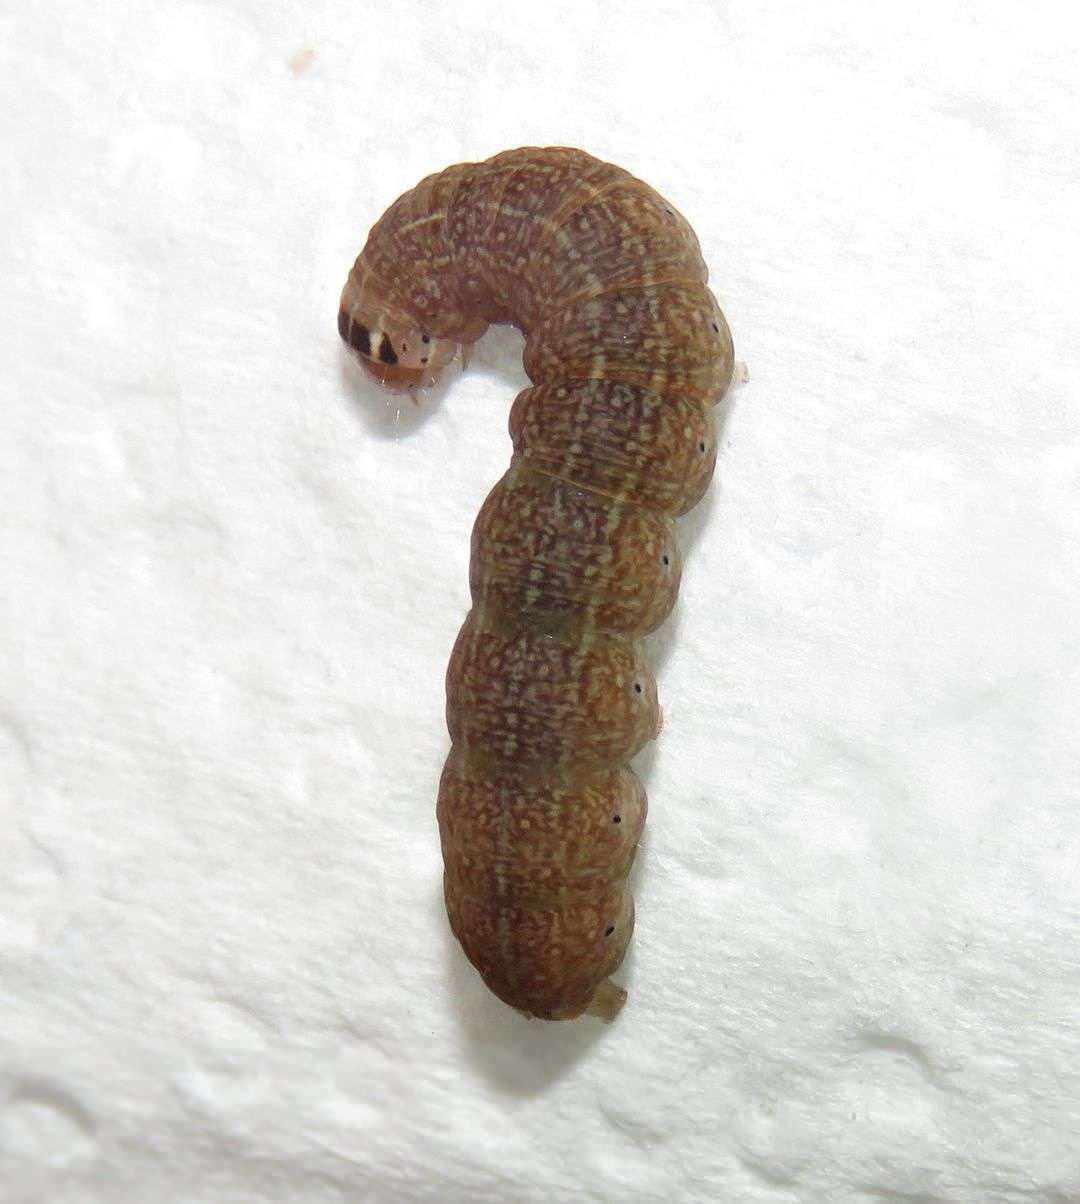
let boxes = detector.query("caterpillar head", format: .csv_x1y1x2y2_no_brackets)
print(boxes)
338,304,462,392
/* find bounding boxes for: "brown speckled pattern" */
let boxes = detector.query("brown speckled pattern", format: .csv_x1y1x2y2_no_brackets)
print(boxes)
339,148,734,1020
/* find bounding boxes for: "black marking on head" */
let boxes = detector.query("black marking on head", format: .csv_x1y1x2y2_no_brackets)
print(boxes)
339,310,372,356
378,333,398,365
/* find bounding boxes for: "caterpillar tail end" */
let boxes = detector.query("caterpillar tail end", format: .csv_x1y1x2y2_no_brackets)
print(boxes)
585,979,628,1022
514,980,627,1022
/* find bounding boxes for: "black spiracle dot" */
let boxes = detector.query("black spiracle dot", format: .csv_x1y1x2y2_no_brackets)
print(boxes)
605,926,616,937
612,814,622,824
699,440,707,453
633,682,643,695
421,334,431,344
712,322,720,333
662,554,670,567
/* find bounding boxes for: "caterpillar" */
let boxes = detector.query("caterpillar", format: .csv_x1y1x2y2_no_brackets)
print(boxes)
338,148,734,1021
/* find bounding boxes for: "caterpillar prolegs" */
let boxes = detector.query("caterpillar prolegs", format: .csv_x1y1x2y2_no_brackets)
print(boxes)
338,148,734,1021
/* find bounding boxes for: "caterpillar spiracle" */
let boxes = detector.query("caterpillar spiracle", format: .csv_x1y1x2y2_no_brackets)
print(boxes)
339,148,735,1021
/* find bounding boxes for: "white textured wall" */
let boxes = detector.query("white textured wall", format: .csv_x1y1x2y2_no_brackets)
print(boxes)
2,2,1078,1201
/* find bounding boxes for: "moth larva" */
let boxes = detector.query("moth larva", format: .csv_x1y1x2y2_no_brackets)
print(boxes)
339,148,734,1021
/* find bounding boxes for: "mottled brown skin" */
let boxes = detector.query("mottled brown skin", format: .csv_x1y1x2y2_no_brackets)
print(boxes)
339,148,734,1020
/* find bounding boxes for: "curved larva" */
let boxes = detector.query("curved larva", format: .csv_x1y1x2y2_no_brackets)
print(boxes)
339,148,734,1021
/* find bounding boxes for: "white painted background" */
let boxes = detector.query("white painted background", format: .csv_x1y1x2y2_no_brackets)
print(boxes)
2,2,1078,1200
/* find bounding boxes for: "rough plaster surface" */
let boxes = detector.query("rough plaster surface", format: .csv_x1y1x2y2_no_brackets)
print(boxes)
2,2,1078,1201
